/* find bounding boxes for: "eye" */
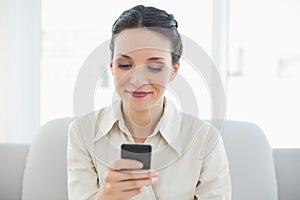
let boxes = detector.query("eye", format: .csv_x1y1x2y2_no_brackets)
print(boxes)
147,64,163,72
118,63,133,69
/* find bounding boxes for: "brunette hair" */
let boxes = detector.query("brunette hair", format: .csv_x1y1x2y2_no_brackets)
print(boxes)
110,5,183,65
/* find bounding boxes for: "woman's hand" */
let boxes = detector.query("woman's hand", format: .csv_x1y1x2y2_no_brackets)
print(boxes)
96,159,159,200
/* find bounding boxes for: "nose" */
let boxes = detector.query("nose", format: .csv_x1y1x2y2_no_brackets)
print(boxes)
128,65,148,87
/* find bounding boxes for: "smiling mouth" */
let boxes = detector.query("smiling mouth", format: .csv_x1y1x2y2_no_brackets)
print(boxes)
126,90,152,98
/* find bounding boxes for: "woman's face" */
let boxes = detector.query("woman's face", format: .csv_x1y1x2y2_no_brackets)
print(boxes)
110,28,179,112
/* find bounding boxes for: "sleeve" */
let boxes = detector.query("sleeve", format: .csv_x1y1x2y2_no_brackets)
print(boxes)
194,135,232,200
67,121,99,200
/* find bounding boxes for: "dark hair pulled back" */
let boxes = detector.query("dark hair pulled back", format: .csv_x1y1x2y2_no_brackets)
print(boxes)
110,5,183,65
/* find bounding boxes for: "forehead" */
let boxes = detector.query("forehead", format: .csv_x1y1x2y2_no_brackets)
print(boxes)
113,28,172,57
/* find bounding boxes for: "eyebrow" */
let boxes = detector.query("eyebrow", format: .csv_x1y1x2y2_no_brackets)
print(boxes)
147,57,165,61
119,54,165,61
119,54,132,59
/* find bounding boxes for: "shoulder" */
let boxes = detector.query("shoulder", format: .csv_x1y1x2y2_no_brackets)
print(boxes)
164,98,221,149
180,113,220,137
68,105,110,137
179,113,222,158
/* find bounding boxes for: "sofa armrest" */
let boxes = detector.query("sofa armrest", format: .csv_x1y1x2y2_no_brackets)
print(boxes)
273,148,300,200
0,143,30,200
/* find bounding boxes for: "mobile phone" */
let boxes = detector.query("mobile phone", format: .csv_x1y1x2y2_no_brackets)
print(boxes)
121,143,152,170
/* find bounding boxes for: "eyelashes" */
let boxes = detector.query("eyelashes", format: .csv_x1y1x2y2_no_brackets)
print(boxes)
117,63,164,72
118,63,133,69
147,64,163,72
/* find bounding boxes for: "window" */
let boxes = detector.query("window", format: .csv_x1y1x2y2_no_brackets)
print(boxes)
227,0,300,147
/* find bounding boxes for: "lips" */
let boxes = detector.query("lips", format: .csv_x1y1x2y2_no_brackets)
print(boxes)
126,90,152,98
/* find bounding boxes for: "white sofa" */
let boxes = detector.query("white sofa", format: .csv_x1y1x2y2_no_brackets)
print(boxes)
0,118,299,200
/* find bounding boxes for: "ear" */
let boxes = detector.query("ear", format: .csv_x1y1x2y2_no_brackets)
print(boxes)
109,61,113,75
170,61,180,81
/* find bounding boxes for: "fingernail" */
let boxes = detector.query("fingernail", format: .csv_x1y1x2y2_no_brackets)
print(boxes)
151,177,158,183
137,162,143,168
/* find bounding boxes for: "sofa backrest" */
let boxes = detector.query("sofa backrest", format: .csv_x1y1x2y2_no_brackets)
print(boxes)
0,143,29,200
21,118,73,200
220,120,278,200
20,118,279,200
273,148,300,200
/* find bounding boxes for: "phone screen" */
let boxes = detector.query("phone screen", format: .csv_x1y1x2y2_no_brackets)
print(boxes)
121,144,152,169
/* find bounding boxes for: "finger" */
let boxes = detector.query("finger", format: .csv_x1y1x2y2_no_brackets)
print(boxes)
110,159,143,171
116,176,158,191
119,188,141,200
107,169,158,182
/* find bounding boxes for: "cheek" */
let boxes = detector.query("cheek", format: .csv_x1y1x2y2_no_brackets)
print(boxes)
112,69,128,86
153,84,166,93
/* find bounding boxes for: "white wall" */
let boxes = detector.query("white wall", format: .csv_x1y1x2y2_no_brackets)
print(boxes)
0,0,41,143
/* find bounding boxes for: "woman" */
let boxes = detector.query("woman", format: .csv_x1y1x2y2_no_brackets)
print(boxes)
67,5,231,200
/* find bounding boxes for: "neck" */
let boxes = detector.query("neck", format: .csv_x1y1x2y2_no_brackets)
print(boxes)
122,99,164,143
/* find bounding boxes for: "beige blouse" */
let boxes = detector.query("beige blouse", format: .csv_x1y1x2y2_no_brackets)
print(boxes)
67,98,231,200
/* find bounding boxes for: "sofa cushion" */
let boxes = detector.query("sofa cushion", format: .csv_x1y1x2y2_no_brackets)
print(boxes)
22,118,73,200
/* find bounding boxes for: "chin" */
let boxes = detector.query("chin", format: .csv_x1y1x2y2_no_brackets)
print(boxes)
121,99,153,112
127,99,153,111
